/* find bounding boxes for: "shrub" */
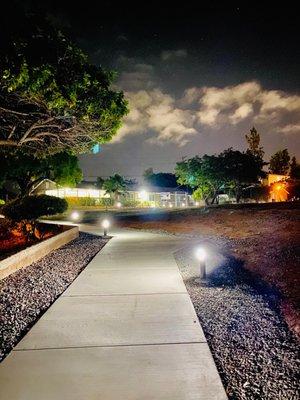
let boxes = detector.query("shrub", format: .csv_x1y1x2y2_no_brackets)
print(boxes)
122,199,140,208
1,195,68,221
65,197,114,208
241,185,270,202
100,198,114,207
65,197,97,207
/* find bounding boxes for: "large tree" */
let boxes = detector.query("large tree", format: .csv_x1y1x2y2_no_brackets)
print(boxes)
0,150,82,196
143,169,178,188
175,155,225,205
220,148,265,202
0,10,128,156
175,149,265,204
102,174,129,200
269,149,290,175
289,156,300,179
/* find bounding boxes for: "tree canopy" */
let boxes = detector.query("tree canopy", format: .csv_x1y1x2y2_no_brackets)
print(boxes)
0,11,128,156
289,156,300,179
175,148,265,204
0,150,82,196
269,149,290,175
175,154,225,204
102,174,129,200
143,169,178,188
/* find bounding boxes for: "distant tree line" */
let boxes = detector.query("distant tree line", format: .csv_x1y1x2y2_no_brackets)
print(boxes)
174,127,300,204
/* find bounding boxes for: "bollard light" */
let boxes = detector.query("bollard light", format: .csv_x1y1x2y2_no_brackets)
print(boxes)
71,211,80,221
169,203,173,208
102,219,110,237
116,202,122,208
195,247,207,279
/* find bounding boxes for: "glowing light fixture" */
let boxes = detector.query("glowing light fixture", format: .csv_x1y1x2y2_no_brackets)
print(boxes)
116,202,122,208
102,219,110,237
182,202,186,207
71,211,80,221
195,247,207,279
139,190,148,201
195,247,207,262
169,203,173,208
195,201,200,206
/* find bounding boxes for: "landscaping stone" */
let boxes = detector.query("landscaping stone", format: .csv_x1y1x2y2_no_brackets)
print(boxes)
174,239,300,400
0,232,107,362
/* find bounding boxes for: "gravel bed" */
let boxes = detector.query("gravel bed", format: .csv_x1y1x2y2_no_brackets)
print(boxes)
0,232,107,362
174,238,300,400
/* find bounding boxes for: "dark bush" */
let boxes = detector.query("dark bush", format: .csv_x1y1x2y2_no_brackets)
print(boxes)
1,195,68,221
241,185,270,202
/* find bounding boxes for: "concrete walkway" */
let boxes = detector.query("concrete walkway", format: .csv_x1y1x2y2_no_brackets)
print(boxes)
0,227,227,400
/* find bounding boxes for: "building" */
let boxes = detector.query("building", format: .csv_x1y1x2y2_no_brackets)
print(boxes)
33,179,194,207
29,179,59,195
45,185,109,199
262,174,289,202
124,184,194,208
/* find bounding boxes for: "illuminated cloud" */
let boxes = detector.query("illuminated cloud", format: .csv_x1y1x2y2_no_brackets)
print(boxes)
114,89,196,145
196,82,260,126
116,69,300,145
280,124,300,135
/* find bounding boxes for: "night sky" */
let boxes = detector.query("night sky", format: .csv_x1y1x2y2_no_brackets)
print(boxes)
22,2,300,179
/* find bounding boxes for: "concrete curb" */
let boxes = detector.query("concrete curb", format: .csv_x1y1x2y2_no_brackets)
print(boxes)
0,224,79,280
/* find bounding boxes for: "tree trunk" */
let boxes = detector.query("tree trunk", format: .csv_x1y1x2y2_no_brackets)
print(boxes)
235,184,241,203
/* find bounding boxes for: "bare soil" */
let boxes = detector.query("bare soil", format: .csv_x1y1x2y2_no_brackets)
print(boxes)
119,202,300,337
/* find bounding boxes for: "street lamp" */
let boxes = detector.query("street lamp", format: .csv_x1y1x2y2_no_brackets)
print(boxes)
102,219,110,237
195,247,207,279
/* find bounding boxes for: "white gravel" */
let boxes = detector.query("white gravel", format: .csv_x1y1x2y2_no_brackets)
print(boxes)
174,238,300,400
0,232,107,362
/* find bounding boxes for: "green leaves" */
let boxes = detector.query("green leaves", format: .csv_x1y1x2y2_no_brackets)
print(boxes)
0,150,83,195
1,195,68,221
0,21,128,155
269,149,291,175
175,149,265,204
102,174,129,199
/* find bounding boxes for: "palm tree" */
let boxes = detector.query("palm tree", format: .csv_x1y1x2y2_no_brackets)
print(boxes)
102,174,128,201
